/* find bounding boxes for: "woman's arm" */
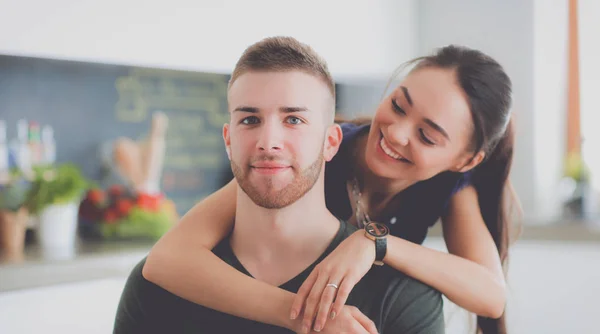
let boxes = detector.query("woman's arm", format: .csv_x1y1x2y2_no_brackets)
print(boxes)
291,185,506,330
143,179,378,334
384,185,506,318
142,179,297,329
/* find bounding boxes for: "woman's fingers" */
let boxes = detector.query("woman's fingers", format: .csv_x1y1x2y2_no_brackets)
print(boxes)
301,271,328,332
290,269,318,320
312,273,344,332
350,306,379,334
330,273,358,322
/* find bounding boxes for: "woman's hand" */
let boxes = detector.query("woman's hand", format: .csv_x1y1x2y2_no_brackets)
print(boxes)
296,305,378,334
290,229,376,332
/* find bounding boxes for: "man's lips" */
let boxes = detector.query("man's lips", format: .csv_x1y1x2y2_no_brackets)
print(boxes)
251,161,291,174
251,162,290,168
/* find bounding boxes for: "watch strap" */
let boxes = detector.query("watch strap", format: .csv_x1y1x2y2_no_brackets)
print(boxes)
374,237,387,265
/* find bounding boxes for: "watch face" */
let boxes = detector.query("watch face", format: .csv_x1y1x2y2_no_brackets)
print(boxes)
366,222,389,238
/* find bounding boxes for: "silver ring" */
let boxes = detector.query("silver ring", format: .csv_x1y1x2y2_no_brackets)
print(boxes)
326,283,339,290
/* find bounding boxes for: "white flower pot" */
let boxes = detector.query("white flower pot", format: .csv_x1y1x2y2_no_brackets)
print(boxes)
37,202,79,254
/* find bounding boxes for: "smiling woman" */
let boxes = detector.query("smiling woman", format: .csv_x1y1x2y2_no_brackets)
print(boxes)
363,67,482,185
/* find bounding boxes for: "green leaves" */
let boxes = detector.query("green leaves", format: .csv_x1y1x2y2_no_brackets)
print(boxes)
26,164,91,215
100,207,172,240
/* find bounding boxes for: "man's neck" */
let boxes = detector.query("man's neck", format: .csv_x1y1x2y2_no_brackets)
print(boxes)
230,181,341,286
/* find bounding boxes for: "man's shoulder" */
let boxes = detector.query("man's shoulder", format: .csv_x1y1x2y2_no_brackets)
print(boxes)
339,220,359,237
118,256,195,310
358,264,443,303
115,256,293,334
114,256,190,333
352,265,445,333
118,256,168,299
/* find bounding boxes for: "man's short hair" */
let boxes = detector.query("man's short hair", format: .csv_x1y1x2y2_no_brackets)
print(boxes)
229,36,336,102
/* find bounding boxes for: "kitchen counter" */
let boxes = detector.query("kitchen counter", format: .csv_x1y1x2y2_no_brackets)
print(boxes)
0,239,153,292
429,218,600,243
2,218,600,293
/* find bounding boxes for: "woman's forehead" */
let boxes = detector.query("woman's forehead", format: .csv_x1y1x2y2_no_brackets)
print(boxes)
396,68,473,140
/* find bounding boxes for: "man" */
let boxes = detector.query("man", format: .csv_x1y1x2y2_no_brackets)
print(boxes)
113,36,445,334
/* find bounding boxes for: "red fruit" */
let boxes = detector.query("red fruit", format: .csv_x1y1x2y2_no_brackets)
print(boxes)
108,184,124,198
104,209,118,224
116,199,133,215
136,193,161,211
87,189,105,205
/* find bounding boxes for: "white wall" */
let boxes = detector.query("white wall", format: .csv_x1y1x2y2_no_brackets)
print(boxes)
532,0,569,220
416,0,537,217
423,237,600,334
0,0,416,80
0,278,126,334
580,0,600,195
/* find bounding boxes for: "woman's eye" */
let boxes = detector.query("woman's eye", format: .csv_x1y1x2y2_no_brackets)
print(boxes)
286,116,303,125
392,99,406,115
241,116,260,125
419,129,435,145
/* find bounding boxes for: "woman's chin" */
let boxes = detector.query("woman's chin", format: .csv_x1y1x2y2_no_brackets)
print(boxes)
366,157,402,179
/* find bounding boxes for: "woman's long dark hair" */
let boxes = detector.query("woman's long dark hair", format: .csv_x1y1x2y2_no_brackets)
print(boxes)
416,46,518,334
338,45,521,334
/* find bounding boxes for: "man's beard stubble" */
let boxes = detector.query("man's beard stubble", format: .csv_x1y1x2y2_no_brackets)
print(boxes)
230,149,324,209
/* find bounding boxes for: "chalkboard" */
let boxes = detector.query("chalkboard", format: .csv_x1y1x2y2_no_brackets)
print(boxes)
0,55,232,215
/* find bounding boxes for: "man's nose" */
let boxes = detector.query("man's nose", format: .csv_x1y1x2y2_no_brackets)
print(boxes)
257,120,284,151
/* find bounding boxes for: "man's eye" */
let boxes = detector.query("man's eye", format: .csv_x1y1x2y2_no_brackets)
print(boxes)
286,116,303,125
241,116,260,125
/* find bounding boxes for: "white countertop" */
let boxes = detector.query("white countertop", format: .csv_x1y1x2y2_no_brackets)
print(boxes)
0,240,153,292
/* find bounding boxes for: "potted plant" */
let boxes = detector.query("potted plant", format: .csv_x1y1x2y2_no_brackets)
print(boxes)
27,163,90,252
562,151,591,218
0,172,32,261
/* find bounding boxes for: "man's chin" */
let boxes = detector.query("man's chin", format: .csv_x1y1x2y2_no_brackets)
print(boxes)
247,176,293,192
243,185,299,209
251,197,293,210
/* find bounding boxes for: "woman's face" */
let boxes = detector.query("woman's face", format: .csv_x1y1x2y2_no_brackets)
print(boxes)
365,67,479,182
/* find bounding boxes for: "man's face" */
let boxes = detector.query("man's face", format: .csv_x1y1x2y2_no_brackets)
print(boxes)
224,70,337,209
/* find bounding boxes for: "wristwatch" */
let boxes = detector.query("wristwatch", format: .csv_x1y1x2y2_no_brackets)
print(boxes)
364,222,389,266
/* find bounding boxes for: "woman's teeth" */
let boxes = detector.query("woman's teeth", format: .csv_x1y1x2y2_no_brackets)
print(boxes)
380,137,402,160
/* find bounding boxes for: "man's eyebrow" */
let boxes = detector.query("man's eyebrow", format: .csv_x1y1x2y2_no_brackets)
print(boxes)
401,86,413,106
232,106,309,113
233,106,258,113
280,107,308,113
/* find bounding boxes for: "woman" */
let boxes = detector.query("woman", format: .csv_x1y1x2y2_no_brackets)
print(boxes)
143,45,520,334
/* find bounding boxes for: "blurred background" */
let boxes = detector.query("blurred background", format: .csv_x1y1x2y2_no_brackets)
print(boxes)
0,0,599,333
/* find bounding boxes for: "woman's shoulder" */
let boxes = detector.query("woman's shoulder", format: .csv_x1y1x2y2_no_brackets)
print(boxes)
339,121,370,141
450,171,473,195
327,122,369,168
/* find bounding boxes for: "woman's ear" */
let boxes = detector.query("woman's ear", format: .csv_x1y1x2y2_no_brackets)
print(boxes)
323,124,343,162
452,151,485,173
223,123,231,160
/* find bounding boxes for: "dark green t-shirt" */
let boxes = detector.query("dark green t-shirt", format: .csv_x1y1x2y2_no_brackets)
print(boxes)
114,221,445,334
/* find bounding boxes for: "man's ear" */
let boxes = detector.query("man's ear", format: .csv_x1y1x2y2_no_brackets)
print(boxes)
223,123,231,160
451,151,485,173
323,123,343,162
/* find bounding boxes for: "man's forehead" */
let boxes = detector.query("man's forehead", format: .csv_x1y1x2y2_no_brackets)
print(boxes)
228,71,331,108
